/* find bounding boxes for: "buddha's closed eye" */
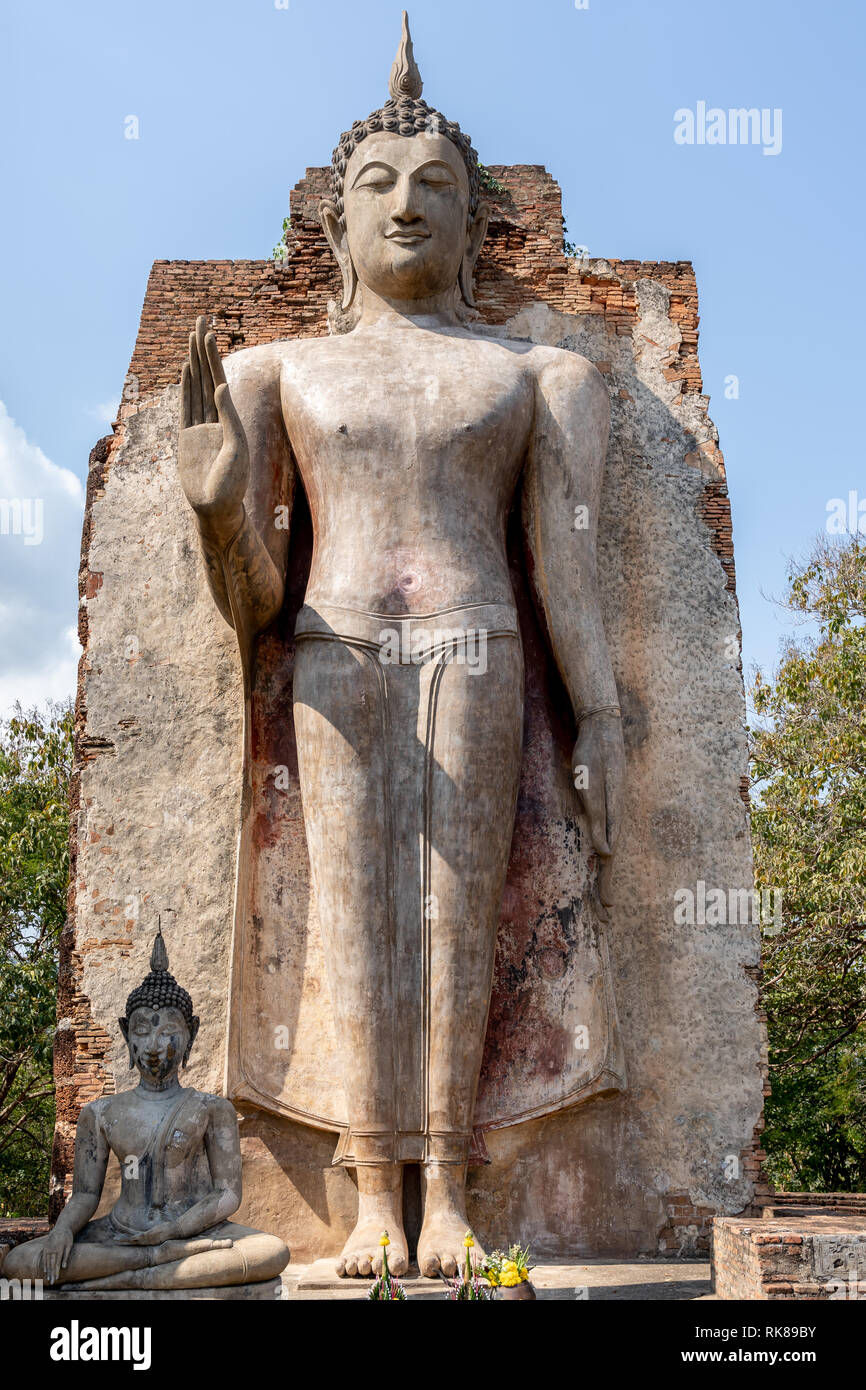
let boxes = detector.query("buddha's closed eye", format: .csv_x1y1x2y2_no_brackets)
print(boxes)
352,163,396,192
359,176,395,192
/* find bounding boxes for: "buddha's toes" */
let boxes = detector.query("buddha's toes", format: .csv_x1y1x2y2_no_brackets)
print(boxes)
417,1213,485,1279
336,1219,408,1278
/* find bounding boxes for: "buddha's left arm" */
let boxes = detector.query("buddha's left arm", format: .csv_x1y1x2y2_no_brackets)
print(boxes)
522,350,625,907
170,1098,243,1238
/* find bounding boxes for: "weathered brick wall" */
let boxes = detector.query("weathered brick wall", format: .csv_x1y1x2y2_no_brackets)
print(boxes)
50,435,115,1222
129,168,705,407
52,165,766,1252
770,1193,866,1211
124,166,734,599
713,1214,766,1297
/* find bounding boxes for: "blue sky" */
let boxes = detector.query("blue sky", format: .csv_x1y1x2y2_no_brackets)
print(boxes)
1,0,863,713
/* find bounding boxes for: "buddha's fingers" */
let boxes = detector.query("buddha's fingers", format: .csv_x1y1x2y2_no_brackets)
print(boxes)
214,382,246,458
196,315,218,425
597,856,613,921
204,327,227,390
188,330,203,424
180,360,192,430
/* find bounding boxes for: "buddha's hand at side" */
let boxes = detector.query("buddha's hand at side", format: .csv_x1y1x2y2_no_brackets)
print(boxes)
572,710,625,917
178,314,249,549
41,1225,73,1284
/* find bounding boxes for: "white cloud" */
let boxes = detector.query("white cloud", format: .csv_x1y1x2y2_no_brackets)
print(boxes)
0,401,84,718
88,400,119,425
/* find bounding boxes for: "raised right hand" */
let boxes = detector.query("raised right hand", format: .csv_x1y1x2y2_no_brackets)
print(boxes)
178,315,249,546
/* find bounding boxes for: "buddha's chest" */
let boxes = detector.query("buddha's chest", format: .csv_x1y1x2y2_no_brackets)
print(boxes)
282,340,534,469
103,1102,207,1172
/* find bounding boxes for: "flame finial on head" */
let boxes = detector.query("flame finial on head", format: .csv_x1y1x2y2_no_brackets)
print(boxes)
150,925,169,973
388,11,422,101
122,920,195,1030
327,7,482,328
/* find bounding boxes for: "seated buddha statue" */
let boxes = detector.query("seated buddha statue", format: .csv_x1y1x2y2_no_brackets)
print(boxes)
0,931,289,1293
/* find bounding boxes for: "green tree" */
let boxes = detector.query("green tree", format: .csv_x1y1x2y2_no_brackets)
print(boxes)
750,534,866,1190
0,702,72,1216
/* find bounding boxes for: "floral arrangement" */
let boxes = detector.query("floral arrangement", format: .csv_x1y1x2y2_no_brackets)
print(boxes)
367,1231,407,1300
364,1230,534,1301
441,1231,496,1301
481,1242,533,1289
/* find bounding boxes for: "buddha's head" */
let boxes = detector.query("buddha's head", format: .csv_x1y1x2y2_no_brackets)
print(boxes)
119,929,199,1083
321,12,489,329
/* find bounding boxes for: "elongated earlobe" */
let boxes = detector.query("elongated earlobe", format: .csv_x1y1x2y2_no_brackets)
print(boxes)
458,253,477,309
459,203,490,310
340,258,358,313
118,1016,134,1069
183,1016,200,1069
320,199,358,312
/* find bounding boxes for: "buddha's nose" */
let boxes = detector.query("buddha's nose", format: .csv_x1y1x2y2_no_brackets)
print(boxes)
391,175,423,223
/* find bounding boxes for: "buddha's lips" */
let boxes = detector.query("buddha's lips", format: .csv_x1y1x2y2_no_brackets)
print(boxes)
386,232,430,244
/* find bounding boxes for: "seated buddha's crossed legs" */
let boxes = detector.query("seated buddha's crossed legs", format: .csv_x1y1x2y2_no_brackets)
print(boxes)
2,1224,287,1291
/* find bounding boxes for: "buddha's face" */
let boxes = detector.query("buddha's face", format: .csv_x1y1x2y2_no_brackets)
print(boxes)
339,131,479,302
123,1005,190,1084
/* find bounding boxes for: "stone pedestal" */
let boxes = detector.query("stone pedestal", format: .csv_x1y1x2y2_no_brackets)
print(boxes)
713,1209,866,1299
42,1279,282,1301
291,1258,713,1300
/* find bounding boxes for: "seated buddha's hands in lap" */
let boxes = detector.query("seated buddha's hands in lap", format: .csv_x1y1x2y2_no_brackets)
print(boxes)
124,1221,183,1247
124,1221,235,1250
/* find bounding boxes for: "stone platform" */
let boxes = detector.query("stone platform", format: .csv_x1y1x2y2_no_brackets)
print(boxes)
41,1278,282,1301
713,1208,866,1299
7,1259,710,1300
286,1258,712,1301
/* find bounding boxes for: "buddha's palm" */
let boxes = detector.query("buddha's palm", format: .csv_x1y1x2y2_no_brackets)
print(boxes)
178,315,249,545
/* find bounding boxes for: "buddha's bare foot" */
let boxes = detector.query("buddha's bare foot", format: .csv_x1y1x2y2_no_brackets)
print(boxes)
336,1218,408,1278
418,1164,483,1278
336,1163,407,1278
418,1209,483,1278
